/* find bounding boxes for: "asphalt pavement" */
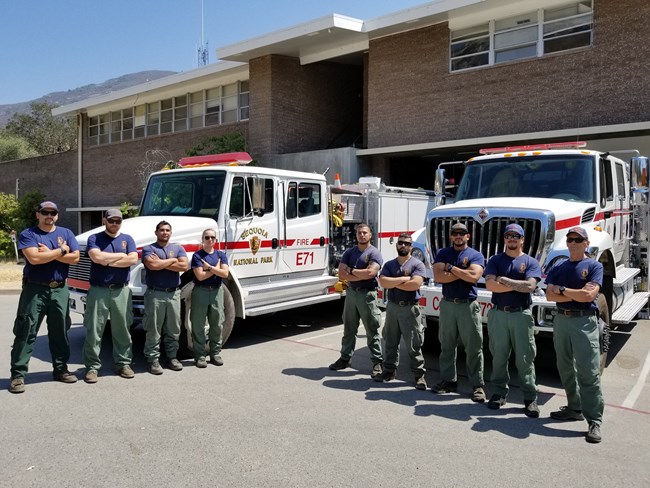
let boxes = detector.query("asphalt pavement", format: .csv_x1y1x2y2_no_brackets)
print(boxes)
0,295,648,488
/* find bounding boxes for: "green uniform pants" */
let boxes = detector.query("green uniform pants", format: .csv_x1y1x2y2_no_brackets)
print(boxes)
438,299,484,386
82,286,133,371
382,302,425,376
487,308,537,401
553,313,604,426
190,285,224,360
340,288,383,364
10,282,71,378
143,289,181,362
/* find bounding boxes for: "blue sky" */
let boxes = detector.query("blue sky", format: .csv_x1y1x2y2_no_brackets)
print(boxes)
0,0,427,105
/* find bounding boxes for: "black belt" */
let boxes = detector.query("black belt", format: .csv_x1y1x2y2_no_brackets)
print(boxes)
196,283,221,289
95,283,127,289
350,287,377,292
390,300,418,306
557,309,597,317
148,286,179,292
495,306,528,313
25,279,66,289
444,297,476,304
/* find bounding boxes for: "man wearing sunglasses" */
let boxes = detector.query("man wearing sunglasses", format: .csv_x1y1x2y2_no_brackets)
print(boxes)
484,224,542,417
545,226,604,444
375,233,427,389
190,228,229,368
329,223,384,377
142,221,189,375
432,222,486,402
82,209,138,383
9,201,80,394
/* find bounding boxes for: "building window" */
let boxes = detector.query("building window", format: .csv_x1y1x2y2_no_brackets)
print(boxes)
450,1,592,72
87,80,250,145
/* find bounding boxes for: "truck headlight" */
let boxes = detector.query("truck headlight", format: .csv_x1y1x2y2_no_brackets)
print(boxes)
411,246,426,263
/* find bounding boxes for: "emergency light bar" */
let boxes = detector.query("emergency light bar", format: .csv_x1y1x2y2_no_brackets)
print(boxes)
479,141,587,155
178,152,253,167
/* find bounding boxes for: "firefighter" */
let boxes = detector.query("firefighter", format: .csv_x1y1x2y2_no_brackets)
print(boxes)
484,224,541,417
431,222,486,402
545,226,604,444
329,223,384,377
375,233,427,389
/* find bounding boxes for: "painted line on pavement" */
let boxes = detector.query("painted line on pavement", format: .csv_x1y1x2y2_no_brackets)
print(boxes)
295,329,343,342
622,346,650,409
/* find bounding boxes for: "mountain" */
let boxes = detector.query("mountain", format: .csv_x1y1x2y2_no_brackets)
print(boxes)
0,70,177,127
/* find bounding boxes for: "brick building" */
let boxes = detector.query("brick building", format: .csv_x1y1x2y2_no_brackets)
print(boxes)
2,0,649,232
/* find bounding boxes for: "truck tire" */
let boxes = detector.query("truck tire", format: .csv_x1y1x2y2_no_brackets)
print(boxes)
597,294,610,374
178,283,236,358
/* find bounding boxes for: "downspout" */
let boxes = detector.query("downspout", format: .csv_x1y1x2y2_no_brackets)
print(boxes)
77,113,83,234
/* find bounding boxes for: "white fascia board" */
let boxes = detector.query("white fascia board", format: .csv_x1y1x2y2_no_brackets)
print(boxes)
52,61,248,117
217,14,364,60
299,39,370,65
365,0,485,32
357,122,650,156
448,0,573,31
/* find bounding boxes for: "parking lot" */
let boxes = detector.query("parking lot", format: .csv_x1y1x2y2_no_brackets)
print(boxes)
1,295,649,487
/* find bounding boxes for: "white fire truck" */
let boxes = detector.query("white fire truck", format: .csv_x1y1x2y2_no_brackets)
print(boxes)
67,152,436,349
419,142,650,366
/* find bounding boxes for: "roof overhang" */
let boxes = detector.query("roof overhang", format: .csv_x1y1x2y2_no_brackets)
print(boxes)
52,61,248,117
357,122,650,157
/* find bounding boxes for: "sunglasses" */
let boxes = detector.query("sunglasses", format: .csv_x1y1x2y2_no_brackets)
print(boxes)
566,237,586,243
450,231,467,236
504,233,522,239
107,218,122,224
204,235,217,240
397,241,412,247
39,210,58,216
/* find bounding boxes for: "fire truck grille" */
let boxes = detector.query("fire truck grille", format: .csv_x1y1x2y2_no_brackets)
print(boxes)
68,246,91,283
430,217,545,262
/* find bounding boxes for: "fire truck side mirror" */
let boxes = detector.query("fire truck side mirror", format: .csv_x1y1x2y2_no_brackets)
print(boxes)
434,168,447,206
631,156,649,191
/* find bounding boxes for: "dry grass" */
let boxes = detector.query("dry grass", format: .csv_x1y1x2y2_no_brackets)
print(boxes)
0,264,23,289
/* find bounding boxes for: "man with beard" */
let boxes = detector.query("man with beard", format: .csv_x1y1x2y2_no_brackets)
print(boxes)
142,221,189,374
374,233,427,389
9,201,80,394
329,223,384,377
432,222,486,402
484,224,542,417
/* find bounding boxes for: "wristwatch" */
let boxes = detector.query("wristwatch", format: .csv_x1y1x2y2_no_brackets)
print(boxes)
60,248,67,256
558,286,566,295
446,263,453,272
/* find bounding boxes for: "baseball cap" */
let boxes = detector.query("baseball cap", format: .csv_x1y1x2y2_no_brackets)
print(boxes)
38,201,58,211
450,222,468,233
566,226,588,239
104,208,123,219
504,224,525,236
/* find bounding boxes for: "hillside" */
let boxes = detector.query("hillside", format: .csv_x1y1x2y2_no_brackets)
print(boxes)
0,70,177,127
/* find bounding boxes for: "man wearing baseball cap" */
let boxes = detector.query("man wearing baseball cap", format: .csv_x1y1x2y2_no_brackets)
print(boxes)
484,223,542,417
9,201,80,393
432,222,486,402
546,226,604,443
82,209,138,383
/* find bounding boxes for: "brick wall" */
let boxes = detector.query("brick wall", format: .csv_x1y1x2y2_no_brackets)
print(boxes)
249,55,363,159
366,0,650,147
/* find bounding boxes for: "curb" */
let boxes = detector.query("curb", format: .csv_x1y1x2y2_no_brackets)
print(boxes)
0,288,21,295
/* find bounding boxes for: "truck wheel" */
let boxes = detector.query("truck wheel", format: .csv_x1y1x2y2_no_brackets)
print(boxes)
178,283,236,358
597,294,611,374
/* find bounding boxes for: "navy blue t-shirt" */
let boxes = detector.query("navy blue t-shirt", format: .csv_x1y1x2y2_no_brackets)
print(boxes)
341,245,383,290
484,252,541,308
87,231,137,286
142,242,187,288
434,246,485,299
380,256,426,303
546,257,603,312
19,226,79,282
192,249,229,287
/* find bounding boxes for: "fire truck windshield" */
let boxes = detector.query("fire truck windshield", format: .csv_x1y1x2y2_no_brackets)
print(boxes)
140,170,227,219
455,155,596,203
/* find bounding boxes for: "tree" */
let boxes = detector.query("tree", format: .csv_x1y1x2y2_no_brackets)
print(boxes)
4,101,77,155
0,190,44,258
186,132,247,157
0,133,38,162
